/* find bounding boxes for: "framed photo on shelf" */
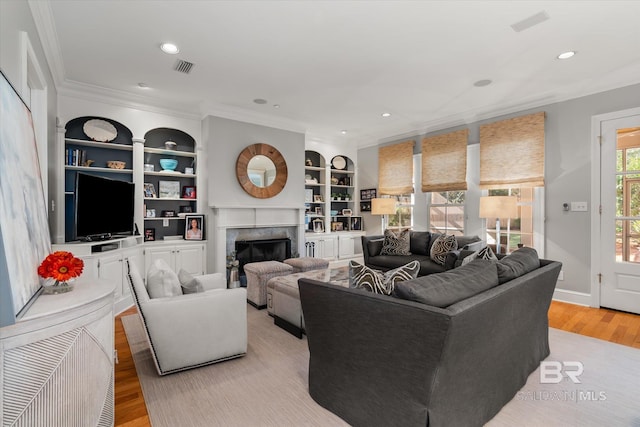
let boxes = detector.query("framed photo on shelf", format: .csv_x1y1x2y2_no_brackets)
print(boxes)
146,208,156,218
315,207,323,215
305,188,313,203
144,182,157,198
144,228,155,241
182,185,197,199
185,214,204,240
331,221,343,231
159,181,180,198
349,216,362,231
341,208,352,216
313,194,323,203
313,219,324,233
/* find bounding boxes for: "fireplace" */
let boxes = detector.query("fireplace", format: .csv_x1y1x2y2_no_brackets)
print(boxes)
235,237,292,276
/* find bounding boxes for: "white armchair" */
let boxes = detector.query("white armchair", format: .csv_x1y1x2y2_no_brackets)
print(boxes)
126,259,247,375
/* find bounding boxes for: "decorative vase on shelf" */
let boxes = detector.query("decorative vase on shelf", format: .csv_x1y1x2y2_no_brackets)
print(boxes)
37,251,84,296
42,280,74,295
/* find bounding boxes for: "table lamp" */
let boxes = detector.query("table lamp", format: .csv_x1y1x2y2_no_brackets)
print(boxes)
371,198,397,231
479,196,518,254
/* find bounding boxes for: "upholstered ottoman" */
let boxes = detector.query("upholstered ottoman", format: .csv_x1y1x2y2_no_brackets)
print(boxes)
283,257,329,273
268,266,349,338
244,261,293,309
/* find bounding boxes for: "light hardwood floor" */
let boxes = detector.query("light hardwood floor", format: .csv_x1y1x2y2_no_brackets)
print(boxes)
114,301,640,426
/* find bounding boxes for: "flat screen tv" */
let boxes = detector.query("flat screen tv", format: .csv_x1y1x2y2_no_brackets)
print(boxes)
74,173,135,241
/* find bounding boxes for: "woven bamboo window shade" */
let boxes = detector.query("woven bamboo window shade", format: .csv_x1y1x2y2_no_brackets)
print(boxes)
480,112,545,189
378,140,415,195
421,129,468,192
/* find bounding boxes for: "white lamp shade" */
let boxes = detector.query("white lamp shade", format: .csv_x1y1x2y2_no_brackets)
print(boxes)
479,196,518,219
371,198,396,215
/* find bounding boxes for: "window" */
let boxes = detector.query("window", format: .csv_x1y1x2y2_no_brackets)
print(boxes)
387,194,414,231
429,191,465,236
615,128,640,262
486,188,534,253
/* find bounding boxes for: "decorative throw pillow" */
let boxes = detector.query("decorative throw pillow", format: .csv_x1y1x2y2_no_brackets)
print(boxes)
146,259,182,299
349,260,420,295
496,247,540,284
430,234,458,266
461,246,498,266
380,229,412,256
178,269,204,294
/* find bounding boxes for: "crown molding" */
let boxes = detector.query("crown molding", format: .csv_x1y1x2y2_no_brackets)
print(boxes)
199,101,308,134
28,0,65,86
58,80,202,121
355,78,640,150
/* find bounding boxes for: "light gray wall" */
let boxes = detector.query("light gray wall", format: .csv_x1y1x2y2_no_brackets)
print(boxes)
358,83,640,298
203,115,305,208
0,0,57,326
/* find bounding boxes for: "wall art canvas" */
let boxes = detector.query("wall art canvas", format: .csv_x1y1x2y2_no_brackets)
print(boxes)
0,71,51,325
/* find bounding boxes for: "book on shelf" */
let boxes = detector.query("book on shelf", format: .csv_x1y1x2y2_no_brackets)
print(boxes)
65,148,87,166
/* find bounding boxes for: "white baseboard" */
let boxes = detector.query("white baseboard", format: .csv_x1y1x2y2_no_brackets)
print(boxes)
114,295,134,316
552,288,592,307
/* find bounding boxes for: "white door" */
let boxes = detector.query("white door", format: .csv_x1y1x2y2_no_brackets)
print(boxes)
600,113,640,314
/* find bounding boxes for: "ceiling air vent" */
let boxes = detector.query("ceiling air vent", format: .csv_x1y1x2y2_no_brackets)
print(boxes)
173,59,194,74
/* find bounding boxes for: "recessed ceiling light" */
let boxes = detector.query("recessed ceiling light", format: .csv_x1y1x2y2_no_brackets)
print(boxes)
160,43,179,54
137,82,149,89
474,79,492,87
381,112,391,118
253,98,267,105
341,130,347,135
557,51,576,60
273,104,280,108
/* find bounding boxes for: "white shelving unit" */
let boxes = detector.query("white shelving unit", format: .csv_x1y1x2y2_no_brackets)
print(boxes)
304,150,364,265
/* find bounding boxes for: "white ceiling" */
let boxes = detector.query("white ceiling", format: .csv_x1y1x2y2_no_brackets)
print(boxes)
35,0,640,148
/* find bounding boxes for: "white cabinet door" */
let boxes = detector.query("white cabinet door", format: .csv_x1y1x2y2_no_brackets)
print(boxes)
98,253,124,299
338,235,355,258
175,244,205,275
321,236,337,259
145,246,174,273
122,247,144,295
306,235,337,260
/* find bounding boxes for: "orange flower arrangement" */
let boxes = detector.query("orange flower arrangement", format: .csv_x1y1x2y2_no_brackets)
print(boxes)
38,251,84,286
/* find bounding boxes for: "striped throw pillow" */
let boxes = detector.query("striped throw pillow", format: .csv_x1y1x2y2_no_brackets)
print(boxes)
349,260,420,295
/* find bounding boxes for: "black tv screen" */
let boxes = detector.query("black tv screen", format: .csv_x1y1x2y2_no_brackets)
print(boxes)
74,173,134,240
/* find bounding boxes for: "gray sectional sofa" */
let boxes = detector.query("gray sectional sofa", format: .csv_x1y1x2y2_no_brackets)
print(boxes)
362,231,485,276
298,248,561,427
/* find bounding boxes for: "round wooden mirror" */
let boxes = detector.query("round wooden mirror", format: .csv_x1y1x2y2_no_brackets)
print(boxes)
236,143,288,198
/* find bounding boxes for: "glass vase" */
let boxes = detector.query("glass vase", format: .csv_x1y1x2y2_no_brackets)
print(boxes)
229,267,240,289
42,280,74,295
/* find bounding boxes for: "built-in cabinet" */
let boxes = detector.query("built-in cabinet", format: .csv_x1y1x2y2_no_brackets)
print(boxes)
54,116,206,313
63,117,135,242
305,233,337,259
53,236,144,314
304,150,364,265
144,241,206,276
142,128,198,241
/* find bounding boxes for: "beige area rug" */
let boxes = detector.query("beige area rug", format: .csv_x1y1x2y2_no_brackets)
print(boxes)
122,308,640,427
